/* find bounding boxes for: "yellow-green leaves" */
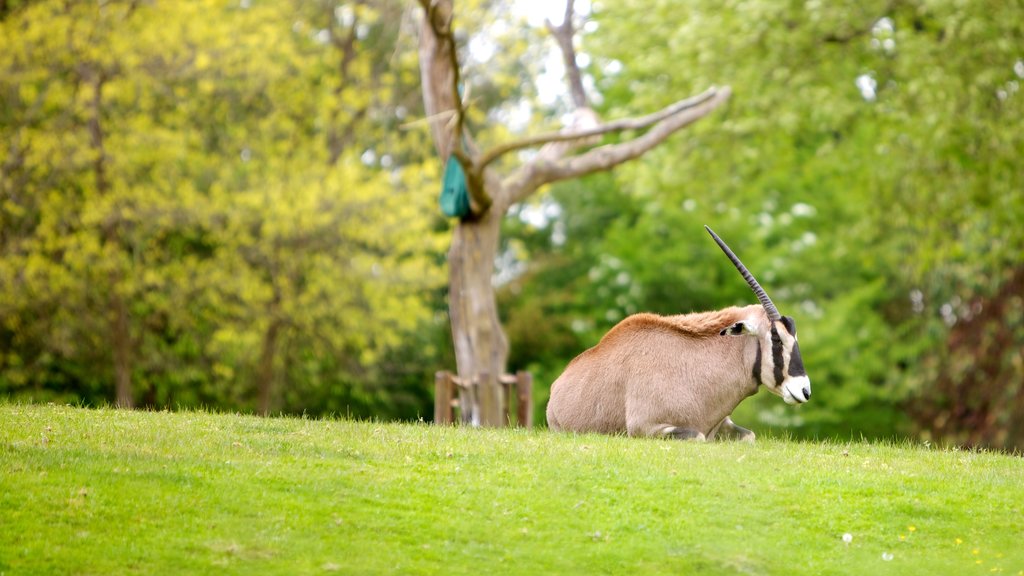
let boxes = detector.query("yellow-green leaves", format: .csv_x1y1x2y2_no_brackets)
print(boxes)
1,0,444,415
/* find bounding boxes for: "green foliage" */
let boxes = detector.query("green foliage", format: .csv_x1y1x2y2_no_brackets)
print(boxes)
0,0,445,416
501,0,1024,446
4,404,1024,574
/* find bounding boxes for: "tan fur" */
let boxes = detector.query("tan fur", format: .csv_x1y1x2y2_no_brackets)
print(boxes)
547,305,767,438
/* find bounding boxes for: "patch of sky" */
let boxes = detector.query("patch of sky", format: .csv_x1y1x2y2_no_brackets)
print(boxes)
800,299,823,319
509,0,601,109
873,16,894,34
791,202,817,217
518,198,563,229
335,5,354,27
604,59,623,75
856,73,877,101
494,245,527,286
469,34,497,64
515,198,567,246
516,0,591,27
910,289,925,314
871,17,896,53
791,231,817,253
360,148,377,166
551,220,567,246
571,318,592,334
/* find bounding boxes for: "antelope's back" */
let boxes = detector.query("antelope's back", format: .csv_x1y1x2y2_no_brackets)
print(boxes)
546,313,686,433
546,339,629,433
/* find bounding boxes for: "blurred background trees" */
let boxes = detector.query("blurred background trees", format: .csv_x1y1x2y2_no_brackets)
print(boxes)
501,0,1023,448
0,0,447,417
1,0,1021,449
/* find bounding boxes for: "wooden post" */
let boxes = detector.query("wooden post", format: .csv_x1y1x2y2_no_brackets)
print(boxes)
434,371,453,425
458,373,473,425
516,371,533,428
435,369,531,427
498,374,514,426
476,371,498,427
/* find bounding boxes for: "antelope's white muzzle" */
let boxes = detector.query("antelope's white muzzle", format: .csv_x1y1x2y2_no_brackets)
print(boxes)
782,375,811,405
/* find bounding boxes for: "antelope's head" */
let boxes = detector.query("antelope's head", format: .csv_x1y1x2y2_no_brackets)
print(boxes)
706,225,811,405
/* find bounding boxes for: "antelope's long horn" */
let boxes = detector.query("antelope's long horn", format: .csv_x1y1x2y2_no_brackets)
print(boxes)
705,225,781,322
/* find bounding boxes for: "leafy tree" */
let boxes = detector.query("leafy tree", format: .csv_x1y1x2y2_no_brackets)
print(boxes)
0,0,445,416
502,0,1023,446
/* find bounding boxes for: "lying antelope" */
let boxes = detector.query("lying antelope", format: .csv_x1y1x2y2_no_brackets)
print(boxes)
546,225,810,441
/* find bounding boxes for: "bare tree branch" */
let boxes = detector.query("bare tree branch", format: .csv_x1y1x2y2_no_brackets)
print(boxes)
491,0,732,206
503,86,732,204
545,1,587,109
478,87,719,170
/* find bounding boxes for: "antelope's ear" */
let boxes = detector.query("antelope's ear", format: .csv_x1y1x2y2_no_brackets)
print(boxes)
720,320,758,336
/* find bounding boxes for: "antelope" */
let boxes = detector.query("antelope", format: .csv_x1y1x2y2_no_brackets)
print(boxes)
546,225,810,441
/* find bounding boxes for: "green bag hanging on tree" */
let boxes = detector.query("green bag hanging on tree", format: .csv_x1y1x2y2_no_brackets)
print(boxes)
440,155,471,218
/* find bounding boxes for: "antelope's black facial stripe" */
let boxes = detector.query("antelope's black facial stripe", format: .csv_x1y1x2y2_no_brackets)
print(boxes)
752,344,762,385
770,326,785,386
788,342,806,377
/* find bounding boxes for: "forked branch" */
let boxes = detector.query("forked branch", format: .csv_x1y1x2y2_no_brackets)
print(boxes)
499,0,732,204
545,1,587,109
478,87,720,170
503,87,732,203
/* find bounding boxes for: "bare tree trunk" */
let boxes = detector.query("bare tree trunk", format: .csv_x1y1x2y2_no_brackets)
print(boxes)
326,4,362,166
87,69,135,409
256,318,282,416
447,209,509,425
109,284,133,408
257,284,283,416
418,1,505,425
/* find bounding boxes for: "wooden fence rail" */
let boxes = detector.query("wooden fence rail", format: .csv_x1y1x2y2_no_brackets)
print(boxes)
434,371,533,428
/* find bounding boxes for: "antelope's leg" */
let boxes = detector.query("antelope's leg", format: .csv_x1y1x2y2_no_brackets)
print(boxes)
628,419,706,441
660,425,706,441
713,416,756,443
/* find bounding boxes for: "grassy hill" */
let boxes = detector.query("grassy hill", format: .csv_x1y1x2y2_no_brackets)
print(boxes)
1,404,1022,575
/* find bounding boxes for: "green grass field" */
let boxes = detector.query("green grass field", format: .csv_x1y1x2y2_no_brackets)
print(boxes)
1,404,1022,575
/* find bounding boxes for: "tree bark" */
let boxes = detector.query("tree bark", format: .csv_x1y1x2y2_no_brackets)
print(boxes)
546,2,587,109
446,208,509,425
256,318,282,416
418,0,505,425
256,286,283,416
110,285,134,408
